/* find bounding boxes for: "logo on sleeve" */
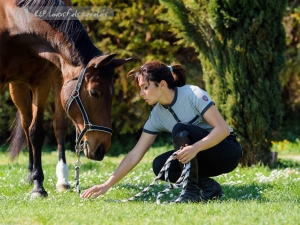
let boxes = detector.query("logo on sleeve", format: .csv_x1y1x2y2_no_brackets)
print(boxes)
202,95,208,101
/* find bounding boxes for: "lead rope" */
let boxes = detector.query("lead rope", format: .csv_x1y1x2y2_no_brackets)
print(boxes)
122,150,190,204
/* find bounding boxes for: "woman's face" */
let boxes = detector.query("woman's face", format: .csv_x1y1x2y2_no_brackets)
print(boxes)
138,75,161,105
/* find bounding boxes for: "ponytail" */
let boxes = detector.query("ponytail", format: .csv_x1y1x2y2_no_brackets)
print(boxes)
169,63,186,87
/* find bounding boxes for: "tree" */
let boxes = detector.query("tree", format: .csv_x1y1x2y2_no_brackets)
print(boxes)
280,0,300,138
158,0,287,165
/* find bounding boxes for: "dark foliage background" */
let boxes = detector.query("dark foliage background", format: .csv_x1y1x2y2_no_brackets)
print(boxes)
0,0,299,160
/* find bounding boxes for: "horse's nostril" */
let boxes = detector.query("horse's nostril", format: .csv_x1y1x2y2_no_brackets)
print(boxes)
96,145,105,161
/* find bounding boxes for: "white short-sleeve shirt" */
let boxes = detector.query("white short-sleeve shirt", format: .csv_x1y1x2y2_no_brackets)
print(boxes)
143,85,233,134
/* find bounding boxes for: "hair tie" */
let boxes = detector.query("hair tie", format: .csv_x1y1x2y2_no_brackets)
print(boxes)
167,65,173,73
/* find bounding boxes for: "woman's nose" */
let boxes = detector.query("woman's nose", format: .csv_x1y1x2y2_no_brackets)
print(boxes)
140,90,144,96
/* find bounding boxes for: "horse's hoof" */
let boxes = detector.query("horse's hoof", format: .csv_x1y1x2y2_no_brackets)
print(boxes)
56,183,70,192
30,190,48,198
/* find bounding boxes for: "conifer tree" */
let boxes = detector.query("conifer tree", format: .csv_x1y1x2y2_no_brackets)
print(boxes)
159,0,287,165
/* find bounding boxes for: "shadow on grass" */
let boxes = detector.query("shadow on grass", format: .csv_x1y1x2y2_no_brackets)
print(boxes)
104,182,182,203
104,183,264,203
221,183,269,201
101,181,300,204
222,183,300,203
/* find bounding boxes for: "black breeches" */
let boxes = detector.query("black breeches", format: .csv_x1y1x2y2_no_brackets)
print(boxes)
152,123,242,182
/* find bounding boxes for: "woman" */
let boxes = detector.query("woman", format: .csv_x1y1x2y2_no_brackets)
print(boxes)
82,60,242,203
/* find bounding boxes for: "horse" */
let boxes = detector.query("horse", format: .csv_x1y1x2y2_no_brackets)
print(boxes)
0,0,131,198
6,0,73,195
7,0,78,194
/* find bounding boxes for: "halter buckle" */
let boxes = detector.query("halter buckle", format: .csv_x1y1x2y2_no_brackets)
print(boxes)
84,123,92,130
72,90,79,98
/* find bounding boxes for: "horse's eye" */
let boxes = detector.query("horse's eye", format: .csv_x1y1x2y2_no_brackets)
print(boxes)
90,89,100,98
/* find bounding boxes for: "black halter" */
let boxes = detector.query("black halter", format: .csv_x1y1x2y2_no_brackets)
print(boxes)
65,63,113,153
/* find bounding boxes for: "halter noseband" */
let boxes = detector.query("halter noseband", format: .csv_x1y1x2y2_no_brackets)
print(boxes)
65,63,113,153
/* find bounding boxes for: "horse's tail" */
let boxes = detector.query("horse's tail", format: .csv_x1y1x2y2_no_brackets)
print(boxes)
7,111,27,160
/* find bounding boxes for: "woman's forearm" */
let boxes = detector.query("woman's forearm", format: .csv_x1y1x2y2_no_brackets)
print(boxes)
193,125,230,153
81,132,156,199
105,132,156,189
104,151,143,188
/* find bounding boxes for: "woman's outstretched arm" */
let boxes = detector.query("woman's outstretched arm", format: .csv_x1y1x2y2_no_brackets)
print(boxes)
81,132,156,199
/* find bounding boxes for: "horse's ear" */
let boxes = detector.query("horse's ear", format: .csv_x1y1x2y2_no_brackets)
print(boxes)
90,54,118,68
111,58,133,68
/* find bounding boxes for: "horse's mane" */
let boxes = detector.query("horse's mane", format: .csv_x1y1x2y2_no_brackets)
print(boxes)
16,0,102,65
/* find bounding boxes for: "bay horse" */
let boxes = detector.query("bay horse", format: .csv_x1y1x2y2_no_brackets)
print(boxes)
0,0,131,198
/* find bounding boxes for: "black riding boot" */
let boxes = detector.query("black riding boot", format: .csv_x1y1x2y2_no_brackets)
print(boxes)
198,176,224,201
173,131,200,203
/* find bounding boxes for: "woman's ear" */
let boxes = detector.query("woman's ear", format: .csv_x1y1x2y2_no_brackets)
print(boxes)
160,80,167,88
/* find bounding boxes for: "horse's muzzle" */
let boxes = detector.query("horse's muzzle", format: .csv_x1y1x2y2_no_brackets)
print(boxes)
84,141,105,161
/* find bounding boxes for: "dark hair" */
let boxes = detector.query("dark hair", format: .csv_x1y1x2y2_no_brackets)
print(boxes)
127,60,186,88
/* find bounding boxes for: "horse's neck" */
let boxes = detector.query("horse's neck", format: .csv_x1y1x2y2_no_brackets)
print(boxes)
14,9,100,78
38,50,81,80
26,25,82,79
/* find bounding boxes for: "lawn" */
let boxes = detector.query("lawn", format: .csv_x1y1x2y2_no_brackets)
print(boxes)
0,142,299,225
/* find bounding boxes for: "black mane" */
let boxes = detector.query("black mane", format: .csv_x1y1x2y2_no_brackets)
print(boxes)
16,0,102,65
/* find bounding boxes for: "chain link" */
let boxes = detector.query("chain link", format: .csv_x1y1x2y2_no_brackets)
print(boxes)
74,145,82,195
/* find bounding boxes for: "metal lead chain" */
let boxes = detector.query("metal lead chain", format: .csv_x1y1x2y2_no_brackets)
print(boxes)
74,153,82,195
75,166,80,195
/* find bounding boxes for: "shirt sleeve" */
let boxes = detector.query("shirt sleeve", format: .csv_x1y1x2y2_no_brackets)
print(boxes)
143,110,160,134
191,86,215,116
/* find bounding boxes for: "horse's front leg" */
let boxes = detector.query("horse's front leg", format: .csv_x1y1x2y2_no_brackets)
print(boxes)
9,83,34,184
29,79,52,198
52,71,70,191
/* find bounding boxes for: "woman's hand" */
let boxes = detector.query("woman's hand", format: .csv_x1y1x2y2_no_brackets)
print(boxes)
174,144,198,164
81,183,110,199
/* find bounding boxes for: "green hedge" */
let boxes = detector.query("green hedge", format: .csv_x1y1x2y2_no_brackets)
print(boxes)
0,0,299,160
0,0,202,151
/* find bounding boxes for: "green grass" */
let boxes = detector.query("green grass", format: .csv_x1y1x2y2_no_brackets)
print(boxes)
0,144,300,225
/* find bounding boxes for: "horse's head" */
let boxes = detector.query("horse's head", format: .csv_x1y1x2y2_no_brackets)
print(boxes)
61,54,131,161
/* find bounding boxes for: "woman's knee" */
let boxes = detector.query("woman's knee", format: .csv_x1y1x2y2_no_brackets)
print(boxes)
172,123,209,142
152,152,173,176
153,155,182,182
152,150,177,176
172,123,189,139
